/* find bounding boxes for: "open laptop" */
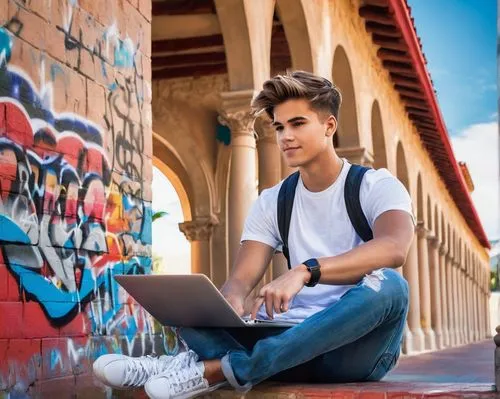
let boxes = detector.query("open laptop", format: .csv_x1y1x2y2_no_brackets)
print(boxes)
114,274,298,328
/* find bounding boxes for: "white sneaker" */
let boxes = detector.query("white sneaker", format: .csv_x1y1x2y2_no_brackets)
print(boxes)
93,353,176,389
144,350,227,399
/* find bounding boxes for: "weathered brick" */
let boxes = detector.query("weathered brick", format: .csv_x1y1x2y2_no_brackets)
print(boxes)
43,22,67,64
0,264,8,302
36,374,76,396
138,0,151,23
27,0,52,22
7,35,41,88
0,302,23,338
58,311,90,338
41,337,72,379
0,1,8,24
22,302,60,338
0,263,19,302
8,0,48,50
1,338,42,389
86,78,106,128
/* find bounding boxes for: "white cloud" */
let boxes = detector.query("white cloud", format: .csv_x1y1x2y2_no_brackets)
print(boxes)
451,121,499,241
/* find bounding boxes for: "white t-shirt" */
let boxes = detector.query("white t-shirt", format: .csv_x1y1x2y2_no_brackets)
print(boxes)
241,160,414,323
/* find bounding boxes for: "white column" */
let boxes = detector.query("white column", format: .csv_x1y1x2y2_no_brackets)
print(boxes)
220,91,258,269
403,236,425,353
179,216,217,277
428,235,444,349
439,244,450,346
416,223,436,350
256,117,281,285
446,252,456,346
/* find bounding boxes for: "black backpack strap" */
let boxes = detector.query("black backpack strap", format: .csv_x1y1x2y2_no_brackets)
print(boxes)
277,171,300,269
344,164,373,242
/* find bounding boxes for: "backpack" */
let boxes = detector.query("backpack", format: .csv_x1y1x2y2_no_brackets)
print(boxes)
277,164,373,269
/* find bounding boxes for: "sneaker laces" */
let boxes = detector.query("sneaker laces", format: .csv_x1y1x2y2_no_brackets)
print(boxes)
123,355,174,387
157,351,206,395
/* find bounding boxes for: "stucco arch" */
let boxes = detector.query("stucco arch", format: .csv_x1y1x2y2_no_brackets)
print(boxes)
396,142,409,190
215,0,275,90
153,132,213,220
153,156,192,222
371,100,387,169
417,173,424,225
276,0,314,72
434,205,440,240
427,196,433,233
332,45,361,148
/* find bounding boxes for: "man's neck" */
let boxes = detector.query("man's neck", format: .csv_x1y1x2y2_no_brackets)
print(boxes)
299,151,344,192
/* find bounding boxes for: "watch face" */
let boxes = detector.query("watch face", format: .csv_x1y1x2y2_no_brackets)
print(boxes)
304,258,320,268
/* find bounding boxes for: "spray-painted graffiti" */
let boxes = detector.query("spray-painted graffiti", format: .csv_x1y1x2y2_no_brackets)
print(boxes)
0,26,152,325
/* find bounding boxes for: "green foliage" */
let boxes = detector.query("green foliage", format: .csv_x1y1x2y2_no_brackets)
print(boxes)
153,211,168,222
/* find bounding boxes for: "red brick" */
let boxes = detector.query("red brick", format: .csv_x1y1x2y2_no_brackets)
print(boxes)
27,0,52,22
359,393,386,399
36,374,76,397
22,302,60,338
0,264,9,302
58,311,91,337
0,302,23,338
8,0,48,50
138,0,151,23
86,78,106,127
0,262,21,302
44,22,67,64
2,338,42,387
41,337,72,379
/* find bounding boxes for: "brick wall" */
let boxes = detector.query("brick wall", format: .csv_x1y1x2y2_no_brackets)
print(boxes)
0,0,176,395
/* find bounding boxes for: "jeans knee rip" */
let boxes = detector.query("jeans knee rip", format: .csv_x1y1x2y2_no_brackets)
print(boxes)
362,269,387,292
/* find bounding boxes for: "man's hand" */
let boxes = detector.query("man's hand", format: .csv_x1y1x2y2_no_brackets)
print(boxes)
224,295,246,317
251,265,310,319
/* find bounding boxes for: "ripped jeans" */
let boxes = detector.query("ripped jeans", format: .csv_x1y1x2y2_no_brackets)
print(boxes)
180,268,409,392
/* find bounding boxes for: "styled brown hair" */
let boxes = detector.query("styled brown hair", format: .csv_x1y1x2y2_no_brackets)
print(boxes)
251,70,342,121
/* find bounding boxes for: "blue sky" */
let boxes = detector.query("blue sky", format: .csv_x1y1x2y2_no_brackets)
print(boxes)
407,0,499,241
407,0,497,135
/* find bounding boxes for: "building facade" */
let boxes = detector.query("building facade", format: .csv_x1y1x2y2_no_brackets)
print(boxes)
151,0,491,355
0,0,492,395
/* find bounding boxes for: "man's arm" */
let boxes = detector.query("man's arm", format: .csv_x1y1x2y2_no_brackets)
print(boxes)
220,240,275,315
251,210,414,319
296,209,414,285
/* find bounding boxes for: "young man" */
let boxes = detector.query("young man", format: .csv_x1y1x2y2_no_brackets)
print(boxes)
93,71,415,398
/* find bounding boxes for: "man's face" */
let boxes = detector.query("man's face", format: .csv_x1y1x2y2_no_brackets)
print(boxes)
273,99,336,168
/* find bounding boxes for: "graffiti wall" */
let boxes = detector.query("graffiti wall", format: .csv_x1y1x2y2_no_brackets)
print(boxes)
0,0,176,395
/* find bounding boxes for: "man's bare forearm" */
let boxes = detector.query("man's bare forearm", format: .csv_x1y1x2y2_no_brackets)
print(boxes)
295,236,408,286
220,240,275,300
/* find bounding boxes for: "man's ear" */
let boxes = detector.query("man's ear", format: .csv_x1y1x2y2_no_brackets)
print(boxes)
325,115,337,137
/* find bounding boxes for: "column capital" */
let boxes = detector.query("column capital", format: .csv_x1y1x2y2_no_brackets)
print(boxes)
179,216,219,242
416,221,429,239
427,234,440,249
439,243,447,256
218,90,257,139
255,116,277,143
335,146,374,167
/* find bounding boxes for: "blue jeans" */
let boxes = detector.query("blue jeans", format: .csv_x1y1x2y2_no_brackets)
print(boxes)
180,268,408,391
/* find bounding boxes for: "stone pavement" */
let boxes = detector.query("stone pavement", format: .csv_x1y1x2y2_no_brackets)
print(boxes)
204,340,498,399
30,340,498,398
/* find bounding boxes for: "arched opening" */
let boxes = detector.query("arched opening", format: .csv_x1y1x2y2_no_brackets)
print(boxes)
371,100,387,169
417,173,424,225
152,158,191,275
427,196,433,233
396,142,409,190
332,46,360,148
434,205,440,241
